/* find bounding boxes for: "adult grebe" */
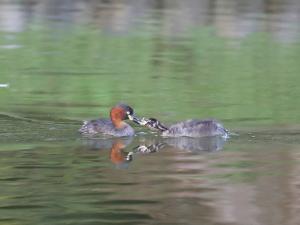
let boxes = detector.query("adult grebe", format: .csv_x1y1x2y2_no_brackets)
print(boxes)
79,103,140,137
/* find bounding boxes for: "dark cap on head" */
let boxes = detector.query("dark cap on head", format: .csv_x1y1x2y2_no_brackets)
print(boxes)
115,103,134,116
113,103,143,124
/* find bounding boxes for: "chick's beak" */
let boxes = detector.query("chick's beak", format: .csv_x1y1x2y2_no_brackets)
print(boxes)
128,114,143,125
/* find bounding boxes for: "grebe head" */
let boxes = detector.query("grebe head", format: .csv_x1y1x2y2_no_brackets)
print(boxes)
110,103,140,128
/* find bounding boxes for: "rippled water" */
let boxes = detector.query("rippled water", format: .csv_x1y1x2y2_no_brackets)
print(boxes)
1,114,300,225
1,1,300,225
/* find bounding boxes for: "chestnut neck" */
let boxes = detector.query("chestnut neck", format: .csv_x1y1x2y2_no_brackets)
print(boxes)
110,107,126,129
110,140,126,165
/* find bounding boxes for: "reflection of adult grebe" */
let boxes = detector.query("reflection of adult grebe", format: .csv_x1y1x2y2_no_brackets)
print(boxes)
138,118,229,138
81,137,133,168
81,135,227,169
110,139,133,166
79,103,140,137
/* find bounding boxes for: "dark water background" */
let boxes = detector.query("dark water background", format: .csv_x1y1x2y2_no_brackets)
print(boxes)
1,1,300,225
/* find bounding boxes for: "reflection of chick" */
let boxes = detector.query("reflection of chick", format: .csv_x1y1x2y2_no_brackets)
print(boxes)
133,142,167,154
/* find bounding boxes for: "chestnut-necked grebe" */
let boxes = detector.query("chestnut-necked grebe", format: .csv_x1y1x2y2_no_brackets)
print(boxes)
81,137,133,168
139,118,229,138
79,103,140,137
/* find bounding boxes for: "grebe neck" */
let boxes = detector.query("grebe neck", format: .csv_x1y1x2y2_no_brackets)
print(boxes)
110,107,126,129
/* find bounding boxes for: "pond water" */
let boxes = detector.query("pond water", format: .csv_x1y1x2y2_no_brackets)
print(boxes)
1,1,300,225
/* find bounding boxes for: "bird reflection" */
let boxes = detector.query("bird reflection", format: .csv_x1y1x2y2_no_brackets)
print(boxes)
164,136,226,152
110,139,133,167
81,137,133,168
81,135,228,168
133,135,226,154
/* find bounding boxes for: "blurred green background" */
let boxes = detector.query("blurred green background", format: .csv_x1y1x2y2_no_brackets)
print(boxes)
1,2,300,225
1,27,300,128
1,1,300,130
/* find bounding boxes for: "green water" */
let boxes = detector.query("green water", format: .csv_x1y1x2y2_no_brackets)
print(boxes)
1,7,300,225
1,29,300,126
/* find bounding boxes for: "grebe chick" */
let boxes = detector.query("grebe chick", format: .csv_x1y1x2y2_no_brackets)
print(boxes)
79,103,140,137
139,118,229,138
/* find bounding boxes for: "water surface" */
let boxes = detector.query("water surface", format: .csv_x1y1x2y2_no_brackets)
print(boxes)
1,1,300,225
